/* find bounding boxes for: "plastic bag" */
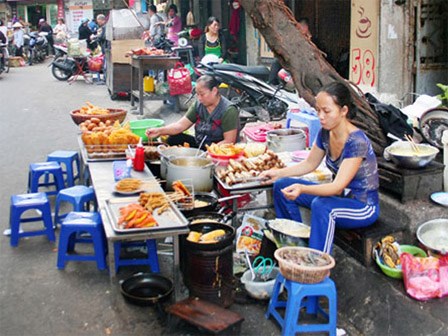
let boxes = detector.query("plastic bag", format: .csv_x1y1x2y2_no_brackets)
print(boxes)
401,252,448,301
88,55,104,72
167,62,192,96
236,214,266,255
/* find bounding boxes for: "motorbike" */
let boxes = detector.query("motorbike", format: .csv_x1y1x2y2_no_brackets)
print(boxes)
0,42,10,75
24,32,48,65
54,43,68,60
195,56,304,125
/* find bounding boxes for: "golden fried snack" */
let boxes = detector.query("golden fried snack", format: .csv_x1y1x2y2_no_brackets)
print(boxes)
116,178,142,192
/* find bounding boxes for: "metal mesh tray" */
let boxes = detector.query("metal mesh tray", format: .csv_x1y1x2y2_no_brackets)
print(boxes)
105,196,188,234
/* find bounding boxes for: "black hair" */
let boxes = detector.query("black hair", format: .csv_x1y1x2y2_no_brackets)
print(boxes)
168,4,178,14
320,82,357,119
196,75,219,91
148,4,157,13
205,16,220,33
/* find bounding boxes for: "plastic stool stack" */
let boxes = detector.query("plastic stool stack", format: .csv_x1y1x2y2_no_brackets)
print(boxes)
28,161,65,196
266,273,337,336
114,240,160,274
54,185,96,226
47,150,81,187
57,211,107,270
9,192,56,247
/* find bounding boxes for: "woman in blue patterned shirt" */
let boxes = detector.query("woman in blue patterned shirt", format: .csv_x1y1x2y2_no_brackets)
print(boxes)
260,82,379,253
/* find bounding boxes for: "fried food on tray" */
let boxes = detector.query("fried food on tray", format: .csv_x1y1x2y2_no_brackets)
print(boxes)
206,143,245,156
172,180,191,196
116,178,142,192
117,203,157,229
139,192,170,215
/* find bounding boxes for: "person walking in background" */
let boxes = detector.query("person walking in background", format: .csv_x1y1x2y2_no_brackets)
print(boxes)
12,22,24,57
164,4,182,46
93,14,107,55
143,4,164,45
198,17,227,63
38,18,54,55
78,18,96,51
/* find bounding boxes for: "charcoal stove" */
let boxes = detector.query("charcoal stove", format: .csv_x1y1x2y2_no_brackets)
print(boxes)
377,157,444,203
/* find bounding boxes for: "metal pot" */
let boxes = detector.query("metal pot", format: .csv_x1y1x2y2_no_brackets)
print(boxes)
383,141,439,169
166,156,215,192
158,145,205,178
119,272,173,306
267,218,310,247
416,218,448,255
266,128,306,153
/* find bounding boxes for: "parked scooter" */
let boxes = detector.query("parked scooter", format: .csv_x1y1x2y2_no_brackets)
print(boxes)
195,56,303,125
54,43,68,61
24,32,48,65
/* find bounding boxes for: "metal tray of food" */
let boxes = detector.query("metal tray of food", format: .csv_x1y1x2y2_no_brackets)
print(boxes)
79,142,137,162
214,174,272,191
105,196,189,234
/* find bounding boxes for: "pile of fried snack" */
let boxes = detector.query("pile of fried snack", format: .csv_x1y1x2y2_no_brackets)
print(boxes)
80,119,140,153
74,102,110,115
216,150,285,185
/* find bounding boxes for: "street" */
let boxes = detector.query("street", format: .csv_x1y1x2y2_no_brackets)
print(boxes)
0,61,447,336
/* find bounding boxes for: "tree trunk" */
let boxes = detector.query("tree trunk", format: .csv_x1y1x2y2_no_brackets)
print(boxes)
239,0,388,155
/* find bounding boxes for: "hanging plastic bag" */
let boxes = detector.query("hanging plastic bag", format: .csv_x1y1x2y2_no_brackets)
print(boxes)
401,252,448,301
167,62,192,96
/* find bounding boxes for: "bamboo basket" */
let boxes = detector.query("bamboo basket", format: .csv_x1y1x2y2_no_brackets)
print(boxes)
274,247,335,284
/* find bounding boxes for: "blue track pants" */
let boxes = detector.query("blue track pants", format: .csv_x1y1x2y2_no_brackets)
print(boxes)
273,178,379,253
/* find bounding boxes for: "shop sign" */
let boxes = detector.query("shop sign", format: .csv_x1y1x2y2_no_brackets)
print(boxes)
68,0,93,34
349,0,379,89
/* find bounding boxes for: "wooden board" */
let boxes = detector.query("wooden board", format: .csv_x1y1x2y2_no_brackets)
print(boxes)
111,39,145,64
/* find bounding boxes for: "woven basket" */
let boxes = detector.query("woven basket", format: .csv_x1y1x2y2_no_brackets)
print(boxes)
70,108,127,125
274,247,335,284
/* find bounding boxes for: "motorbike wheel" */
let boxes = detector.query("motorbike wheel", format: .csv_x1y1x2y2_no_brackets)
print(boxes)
51,64,72,81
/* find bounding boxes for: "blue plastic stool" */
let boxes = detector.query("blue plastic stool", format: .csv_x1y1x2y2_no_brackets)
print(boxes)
265,273,337,336
54,186,96,226
57,212,107,270
9,192,56,247
47,150,81,187
114,239,160,274
28,162,65,196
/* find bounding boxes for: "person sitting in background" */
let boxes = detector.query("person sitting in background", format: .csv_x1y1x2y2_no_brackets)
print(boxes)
54,17,68,41
145,75,240,148
198,17,227,63
260,82,379,254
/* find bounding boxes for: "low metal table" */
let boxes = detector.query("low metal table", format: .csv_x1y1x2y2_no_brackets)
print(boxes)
88,161,189,301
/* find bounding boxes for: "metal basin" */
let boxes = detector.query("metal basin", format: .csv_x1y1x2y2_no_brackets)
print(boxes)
383,141,439,169
416,218,448,255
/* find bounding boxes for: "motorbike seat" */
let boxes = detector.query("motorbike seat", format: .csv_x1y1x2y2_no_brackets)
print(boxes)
213,64,270,81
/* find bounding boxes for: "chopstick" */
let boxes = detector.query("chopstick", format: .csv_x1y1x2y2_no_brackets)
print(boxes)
404,134,420,153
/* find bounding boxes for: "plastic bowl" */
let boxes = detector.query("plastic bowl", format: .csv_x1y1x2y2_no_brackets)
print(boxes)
130,119,165,142
240,267,280,300
375,244,427,279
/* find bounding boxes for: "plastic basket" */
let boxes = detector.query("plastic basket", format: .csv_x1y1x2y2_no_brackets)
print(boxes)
274,247,335,284
130,119,165,142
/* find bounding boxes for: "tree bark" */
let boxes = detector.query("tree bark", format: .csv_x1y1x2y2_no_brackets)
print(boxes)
239,0,388,155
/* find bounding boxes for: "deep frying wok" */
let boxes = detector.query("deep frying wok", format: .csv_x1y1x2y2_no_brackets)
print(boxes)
119,272,173,306
181,192,241,216
183,222,236,251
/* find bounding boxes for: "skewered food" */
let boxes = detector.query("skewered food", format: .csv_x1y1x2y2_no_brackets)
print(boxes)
217,150,285,185
172,180,191,196
138,192,170,215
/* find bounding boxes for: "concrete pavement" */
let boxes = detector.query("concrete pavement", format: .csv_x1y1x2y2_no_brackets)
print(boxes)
0,61,447,336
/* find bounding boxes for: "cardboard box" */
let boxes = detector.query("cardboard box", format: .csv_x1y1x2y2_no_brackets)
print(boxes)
111,39,145,64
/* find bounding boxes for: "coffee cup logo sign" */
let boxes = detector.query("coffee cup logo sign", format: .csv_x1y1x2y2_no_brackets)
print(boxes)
355,6,372,39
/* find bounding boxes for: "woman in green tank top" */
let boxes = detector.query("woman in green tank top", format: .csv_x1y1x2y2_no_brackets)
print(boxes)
199,17,228,63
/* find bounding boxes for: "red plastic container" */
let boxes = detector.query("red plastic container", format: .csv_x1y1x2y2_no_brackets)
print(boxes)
133,145,145,171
